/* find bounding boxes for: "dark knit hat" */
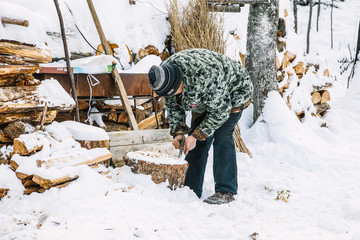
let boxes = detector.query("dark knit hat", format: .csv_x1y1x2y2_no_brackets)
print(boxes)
148,64,183,97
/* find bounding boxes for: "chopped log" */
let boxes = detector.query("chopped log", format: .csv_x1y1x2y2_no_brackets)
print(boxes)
279,77,289,93
0,110,57,124
13,138,43,156
52,181,73,189
311,91,321,104
0,188,9,199
1,17,29,27
293,61,306,78
0,157,8,165
138,111,162,130
137,48,148,60
0,65,40,75
0,130,12,143
145,45,159,56
23,179,38,187
277,39,286,52
32,175,79,189
77,139,110,150
108,109,118,122
125,151,188,190
314,102,330,114
285,51,296,62
15,172,32,180
3,121,26,140
0,41,51,63
320,90,330,103
9,160,19,171
117,108,146,124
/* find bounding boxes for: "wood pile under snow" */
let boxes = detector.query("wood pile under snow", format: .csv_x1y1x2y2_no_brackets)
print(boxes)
1,121,111,197
0,39,75,146
276,8,333,123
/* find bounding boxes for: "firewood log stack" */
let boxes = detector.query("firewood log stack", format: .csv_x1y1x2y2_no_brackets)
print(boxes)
5,121,112,195
0,39,76,147
275,12,333,122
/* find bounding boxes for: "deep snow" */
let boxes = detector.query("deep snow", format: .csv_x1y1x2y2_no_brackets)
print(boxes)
1,0,360,239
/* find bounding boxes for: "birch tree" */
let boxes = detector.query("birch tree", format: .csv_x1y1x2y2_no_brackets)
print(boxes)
246,0,279,122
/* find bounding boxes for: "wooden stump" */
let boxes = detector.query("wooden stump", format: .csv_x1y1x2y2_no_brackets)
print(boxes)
124,151,188,190
0,188,9,199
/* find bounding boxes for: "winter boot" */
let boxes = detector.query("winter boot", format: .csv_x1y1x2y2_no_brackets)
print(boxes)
203,191,235,205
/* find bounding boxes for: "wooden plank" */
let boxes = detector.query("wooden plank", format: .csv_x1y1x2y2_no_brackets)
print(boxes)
110,142,178,168
108,129,172,147
0,41,51,63
86,0,138,130
72,152,112,166
138,112,162,130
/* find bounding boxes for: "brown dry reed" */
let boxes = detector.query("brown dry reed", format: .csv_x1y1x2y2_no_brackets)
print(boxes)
166,0,226,54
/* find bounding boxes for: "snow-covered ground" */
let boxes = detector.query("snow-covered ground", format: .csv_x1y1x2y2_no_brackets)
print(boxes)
1,0,360,239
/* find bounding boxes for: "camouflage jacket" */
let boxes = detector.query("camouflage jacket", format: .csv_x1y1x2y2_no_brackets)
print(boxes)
162,48,253,141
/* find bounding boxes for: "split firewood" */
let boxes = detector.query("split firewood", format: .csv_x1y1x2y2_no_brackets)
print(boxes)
0,65,40,75
3,121,27,140
311,91,321,104
0,41,51,63
23,179,38,187
15,172,32,181
277,71,285,82
160,50,170,61
0,130,12,143
32,175,79,189
9,160,19,171
13,138,44,156
293,61,306,78
0,188,9,199
138,111,162,130
1,17,29,27
108,109,118,122
145,45,159,56
23,186,43,195
233,125,252,158
125,151,188,190
72,152,112,167
0,157,8,165
277,39,286,52
0,110,57,124
117,108,146,124
279,77,290,93
239,52,245,66
78,101,89,111
285,51,296,62
320,90,330,103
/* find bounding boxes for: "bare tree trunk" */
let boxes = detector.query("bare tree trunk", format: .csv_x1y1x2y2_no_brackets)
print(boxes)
306,0,313,54
330,0,334,49
293,0,298,33
316,0,320,32
246,0,279,123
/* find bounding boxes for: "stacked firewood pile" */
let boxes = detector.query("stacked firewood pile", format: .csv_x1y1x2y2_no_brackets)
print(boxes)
276,11,333,122
0,39,65,146
2,121,112,196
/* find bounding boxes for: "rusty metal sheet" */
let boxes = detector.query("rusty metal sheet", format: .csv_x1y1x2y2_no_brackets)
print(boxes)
35,72,152,97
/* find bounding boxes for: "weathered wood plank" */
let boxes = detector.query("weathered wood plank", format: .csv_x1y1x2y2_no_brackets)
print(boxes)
108,129,172,147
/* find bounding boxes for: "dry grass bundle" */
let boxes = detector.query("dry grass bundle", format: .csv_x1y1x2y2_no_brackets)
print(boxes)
166,0,226,53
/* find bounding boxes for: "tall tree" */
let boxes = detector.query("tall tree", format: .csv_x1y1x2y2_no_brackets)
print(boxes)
246,0,279,123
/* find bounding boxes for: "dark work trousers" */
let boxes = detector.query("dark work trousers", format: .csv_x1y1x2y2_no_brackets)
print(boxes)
184,111,243,198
